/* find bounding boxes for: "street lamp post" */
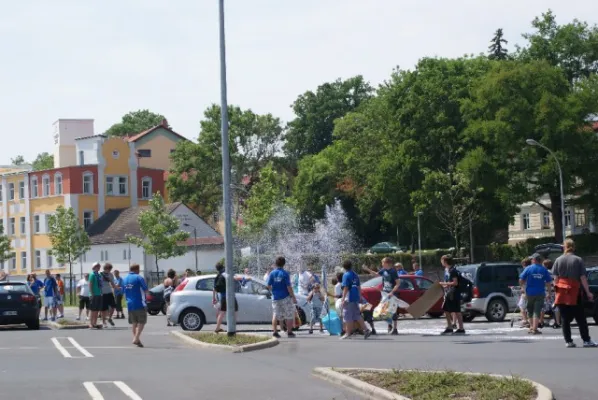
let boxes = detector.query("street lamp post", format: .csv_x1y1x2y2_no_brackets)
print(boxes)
218,0,236,336
183,223,199,274
526,139,566,243
417,212,423,272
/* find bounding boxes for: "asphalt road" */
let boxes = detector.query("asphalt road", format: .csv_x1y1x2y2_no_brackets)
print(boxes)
1,308,597,399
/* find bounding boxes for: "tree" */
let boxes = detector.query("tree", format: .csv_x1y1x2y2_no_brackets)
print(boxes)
127,193,189,275
488,28,509,60
11,155,25,166
47,206,91,303
0,224,12,268
105,109,167,137
463,60,598,243
284,76,374,161
518,10,598,83
242,162,288,234
32,152,54,171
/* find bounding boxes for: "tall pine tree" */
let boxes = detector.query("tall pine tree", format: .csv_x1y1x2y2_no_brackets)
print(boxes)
488,28,509,60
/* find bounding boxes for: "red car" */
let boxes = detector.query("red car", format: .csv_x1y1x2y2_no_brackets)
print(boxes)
360,275,444,318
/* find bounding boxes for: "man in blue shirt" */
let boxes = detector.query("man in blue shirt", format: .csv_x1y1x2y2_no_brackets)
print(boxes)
123,264,148,347
520,253,552,335
42,270,58,321
412,263,424,276
341,260,371,340
363,257,400,334
29,273,44,318
267,256,297,338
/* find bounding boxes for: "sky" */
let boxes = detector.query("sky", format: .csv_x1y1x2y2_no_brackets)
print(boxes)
1,0,597,164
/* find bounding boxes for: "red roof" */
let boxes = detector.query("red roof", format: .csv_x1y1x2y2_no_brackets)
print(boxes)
181,237,224,246
126,119,188,143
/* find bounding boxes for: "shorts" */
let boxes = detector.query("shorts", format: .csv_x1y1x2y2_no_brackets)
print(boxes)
128,309,148,325
43,296,56,308
79,296,90,310
272,296,295,320
90,295,103,312
217,293,238,312
310,306,322,324
442,292,461,313
102,293,115,311
526,295,545,319
55,295,63,306
342,302,362,323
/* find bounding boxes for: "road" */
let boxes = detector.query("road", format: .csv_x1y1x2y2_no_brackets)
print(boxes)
1,308,597,399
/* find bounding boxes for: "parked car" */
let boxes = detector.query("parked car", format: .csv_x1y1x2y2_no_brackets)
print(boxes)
360,275,444,318
0,281,40,329
457,262,523,322
146,284,166,316
367,242,405,254
167,275,310,331
534,243,564,264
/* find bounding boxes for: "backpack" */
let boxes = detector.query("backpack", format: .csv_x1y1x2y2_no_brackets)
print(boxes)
457,271,473,302
214,273,226,293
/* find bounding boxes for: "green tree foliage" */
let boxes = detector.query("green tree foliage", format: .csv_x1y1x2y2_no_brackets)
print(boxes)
488,28,509,60
518,9,598,83
32,152,54,171
242,162,288,234
105,109,167,137
284,76,374,162
127,193,190,274
167,105,283,219
0,224,12,266
47,207,91,300
11,155,25,166
463,60,598,243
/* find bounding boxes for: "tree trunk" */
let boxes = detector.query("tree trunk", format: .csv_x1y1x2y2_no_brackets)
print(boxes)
155,256,159,278
69,261,73,305
549,192,564,244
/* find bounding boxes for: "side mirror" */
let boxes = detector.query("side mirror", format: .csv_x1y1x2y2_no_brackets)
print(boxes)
258,289,271,298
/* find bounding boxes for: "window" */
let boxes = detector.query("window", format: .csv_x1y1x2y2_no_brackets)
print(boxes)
45,214,51,233
118,177,127,195
9,218,15,235
137,149,151,157
19,217,25,235
10,254,16,270
493,265,520,283
100,250,108,262
81,252,87,262
0,184,3,201
575,210,586,227
21,252,27,269
83,211,93,229
35,250,41,269
542,211,550,228
588,271,598,287
565,210,572,228
30,177,38,198
415,278,433,290
79,150,85,166
141,178,151,199
106,176,114,195
47,254,53,269
398,279,415,290
42,175,50,196
19,181,25,199
196,278,215,291
522,213,530,230
123,249,127,260
477,266,492,283
34,215,40,233
122,249,131,260
83,173,93,194
8,183,15,200
55,174,63,195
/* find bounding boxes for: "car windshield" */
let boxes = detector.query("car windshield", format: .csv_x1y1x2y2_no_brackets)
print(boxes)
362,277,383,288
0,283,30,293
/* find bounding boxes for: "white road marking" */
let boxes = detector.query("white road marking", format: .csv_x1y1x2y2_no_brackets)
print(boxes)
51,337,93,358
83,382,143,400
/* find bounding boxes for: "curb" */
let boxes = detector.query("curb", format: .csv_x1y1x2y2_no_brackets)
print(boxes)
312,367,554,400
170,331,278,353
44,321,89,330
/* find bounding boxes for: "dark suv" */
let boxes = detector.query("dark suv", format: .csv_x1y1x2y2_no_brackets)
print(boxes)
457,262,523,322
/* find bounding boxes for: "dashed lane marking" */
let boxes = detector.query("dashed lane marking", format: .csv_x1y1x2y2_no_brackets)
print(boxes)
83,381,143,400
51,337,93,358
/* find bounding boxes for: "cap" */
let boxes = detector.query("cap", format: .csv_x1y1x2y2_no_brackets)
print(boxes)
531,253,542,261
92,262,101,268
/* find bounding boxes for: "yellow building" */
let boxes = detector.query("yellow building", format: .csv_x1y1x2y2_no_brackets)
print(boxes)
1,118,186,277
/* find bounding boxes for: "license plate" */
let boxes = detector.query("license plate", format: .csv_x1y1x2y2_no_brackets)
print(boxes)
2,311,17,316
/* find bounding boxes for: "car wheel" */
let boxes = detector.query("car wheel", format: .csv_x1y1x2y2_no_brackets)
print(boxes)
462,313,476,323
485,298,507,322
148,309,159,316
26,319,40,330
427,312,443,319
180,308,205,331
161,303,167,315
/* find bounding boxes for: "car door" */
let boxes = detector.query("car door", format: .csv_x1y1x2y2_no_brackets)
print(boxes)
493,265,521,309
397,278,417,309
194,278,217,324
235,280,272,323
585,270,598,314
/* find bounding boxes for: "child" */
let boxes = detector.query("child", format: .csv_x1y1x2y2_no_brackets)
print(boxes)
360,295,376,335
307,283,325,334
332,273,344,335
518,257,531,328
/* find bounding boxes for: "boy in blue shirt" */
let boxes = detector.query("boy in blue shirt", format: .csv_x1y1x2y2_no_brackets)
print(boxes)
123,264,148,347
341,260,371,340
42,270,58,321
267,256,297,338
519,253,552,335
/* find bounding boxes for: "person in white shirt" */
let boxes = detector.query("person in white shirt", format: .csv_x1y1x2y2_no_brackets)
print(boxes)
298,267,316,296
76,274,91,321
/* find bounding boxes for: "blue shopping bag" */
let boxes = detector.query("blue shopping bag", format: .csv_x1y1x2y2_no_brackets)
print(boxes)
322,309,342,336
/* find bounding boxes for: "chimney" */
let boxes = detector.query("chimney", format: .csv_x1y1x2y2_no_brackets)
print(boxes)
161,119,168,128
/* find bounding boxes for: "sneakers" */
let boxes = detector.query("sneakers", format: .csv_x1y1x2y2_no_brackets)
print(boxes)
287,332,296,338
58,315,64,319
391,329,399,336
308,329,313,334
566,342,577,348
454,329,466,335
387,324,392,334
272,332,281,338
108,318,115,327
75,317,81,321
441,328,453,335
583,341,598,348
364,330,372,340
340,333,351,340
371,329,377,335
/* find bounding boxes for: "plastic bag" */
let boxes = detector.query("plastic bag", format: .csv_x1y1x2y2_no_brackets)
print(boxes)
322,309,342,335
373,292,399,319
213,302,221,311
